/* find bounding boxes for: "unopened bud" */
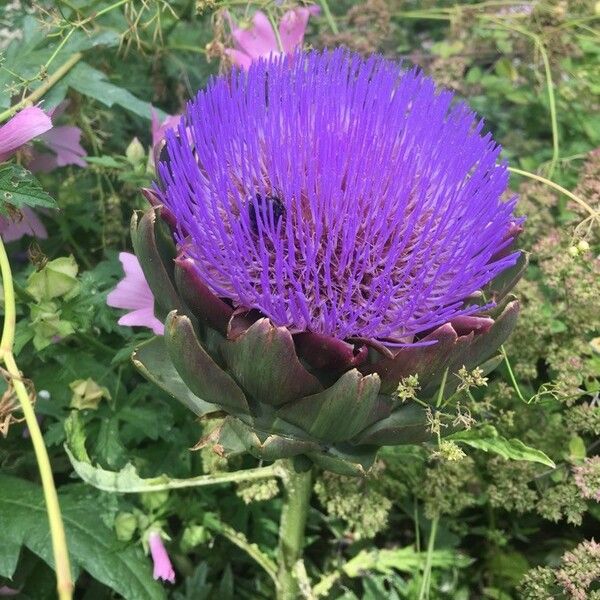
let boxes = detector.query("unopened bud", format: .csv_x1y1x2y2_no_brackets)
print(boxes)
140,490,170,511
577,239,590,253
126,137,145,165
114,512,138,541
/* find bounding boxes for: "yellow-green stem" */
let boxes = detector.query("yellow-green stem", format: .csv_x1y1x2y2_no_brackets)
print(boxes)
0,237,73,600
0,53,82,123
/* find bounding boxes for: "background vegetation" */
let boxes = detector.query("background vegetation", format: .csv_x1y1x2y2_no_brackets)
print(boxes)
0,0,599,598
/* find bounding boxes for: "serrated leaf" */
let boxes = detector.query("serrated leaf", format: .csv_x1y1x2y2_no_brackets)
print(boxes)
449,425,555,467
0,475,165,599
0,164,56,216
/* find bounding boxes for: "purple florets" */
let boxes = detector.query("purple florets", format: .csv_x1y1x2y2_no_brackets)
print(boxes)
157,49,520,342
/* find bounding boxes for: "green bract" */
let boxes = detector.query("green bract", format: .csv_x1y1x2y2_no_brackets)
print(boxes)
131,208,524,476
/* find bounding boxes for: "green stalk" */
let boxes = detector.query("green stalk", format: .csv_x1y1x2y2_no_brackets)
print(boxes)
417,515,439,600
0,53,82,123
0,237,73,600
319,0,339,35
276,460,313,599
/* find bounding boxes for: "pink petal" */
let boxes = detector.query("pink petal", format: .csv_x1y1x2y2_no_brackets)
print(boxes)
0,107,52,162
224,48,254,71
278,7,317,54
0,207,48,242
148,532,175,584
118,308,164,335
231,11,279,59
107,252,164,335
151,109,182,151
30,126,87,171
0,586,19,597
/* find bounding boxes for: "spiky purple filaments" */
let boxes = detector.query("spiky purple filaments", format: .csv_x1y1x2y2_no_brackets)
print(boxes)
157,50,520,342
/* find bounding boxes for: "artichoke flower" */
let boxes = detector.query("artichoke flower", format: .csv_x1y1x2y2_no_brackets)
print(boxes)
132,50,525,476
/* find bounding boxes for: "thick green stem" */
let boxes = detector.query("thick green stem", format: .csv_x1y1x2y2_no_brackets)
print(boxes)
276,461,313,600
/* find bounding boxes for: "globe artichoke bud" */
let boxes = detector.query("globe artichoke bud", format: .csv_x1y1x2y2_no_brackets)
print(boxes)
132,50,525,476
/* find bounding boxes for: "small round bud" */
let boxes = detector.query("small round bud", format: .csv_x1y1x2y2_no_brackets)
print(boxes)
114,512,138,542
180,525,212,552
568,246,579,257
577,239,590,253
140,490,170,511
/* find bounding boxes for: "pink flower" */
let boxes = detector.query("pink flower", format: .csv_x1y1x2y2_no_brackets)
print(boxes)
148,531,175,583
151,109,182,165
107,252,164,335
28,126,87,172
151,110,182,152
0,106,52,162
0,206,48,242
225,6,319,70
0,586,19,596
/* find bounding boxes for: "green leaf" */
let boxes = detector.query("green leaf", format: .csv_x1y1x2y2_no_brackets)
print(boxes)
0,164,56,216
343,546,473,577
449,425,556,467
65,445,171,493
0,474,165,599
62,63,165,120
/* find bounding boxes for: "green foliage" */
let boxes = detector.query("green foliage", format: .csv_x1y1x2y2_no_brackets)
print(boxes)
0,164,56,215
449,425,555,467
0,475,165,599
1,0,599,597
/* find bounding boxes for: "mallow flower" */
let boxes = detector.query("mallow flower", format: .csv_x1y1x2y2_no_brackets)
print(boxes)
224,6,319,70
0,106,52,162
0,103,87,242
131,50,526,475
107,252,164,335
147,531,175,583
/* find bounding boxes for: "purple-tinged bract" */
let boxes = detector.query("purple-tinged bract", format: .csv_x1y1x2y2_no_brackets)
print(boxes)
157,49,520,343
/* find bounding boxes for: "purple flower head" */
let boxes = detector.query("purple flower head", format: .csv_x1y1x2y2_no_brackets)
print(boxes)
156,50,521,344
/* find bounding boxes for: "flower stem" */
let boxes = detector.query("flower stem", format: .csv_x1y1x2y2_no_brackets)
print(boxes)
0,237,73,600
417,515,439,600
319,0,339,35
276,460,313,599
0,52,82,123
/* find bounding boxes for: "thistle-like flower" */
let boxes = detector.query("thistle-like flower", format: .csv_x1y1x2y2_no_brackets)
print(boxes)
132,50,525,475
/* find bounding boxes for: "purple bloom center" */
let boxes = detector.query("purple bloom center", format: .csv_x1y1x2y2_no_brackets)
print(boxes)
157,50,520,342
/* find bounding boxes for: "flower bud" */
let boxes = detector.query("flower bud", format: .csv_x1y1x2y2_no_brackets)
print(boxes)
114,512,138,542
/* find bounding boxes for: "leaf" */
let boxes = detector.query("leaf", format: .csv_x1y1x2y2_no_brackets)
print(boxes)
343,546,473,576
449,425,556,467
0,164,56,216
62,63,165,120
0,19,122,109
65,445,171,493
0,475,165,599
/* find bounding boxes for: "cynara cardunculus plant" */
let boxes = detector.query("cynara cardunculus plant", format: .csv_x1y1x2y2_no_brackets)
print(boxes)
131,48,524,597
